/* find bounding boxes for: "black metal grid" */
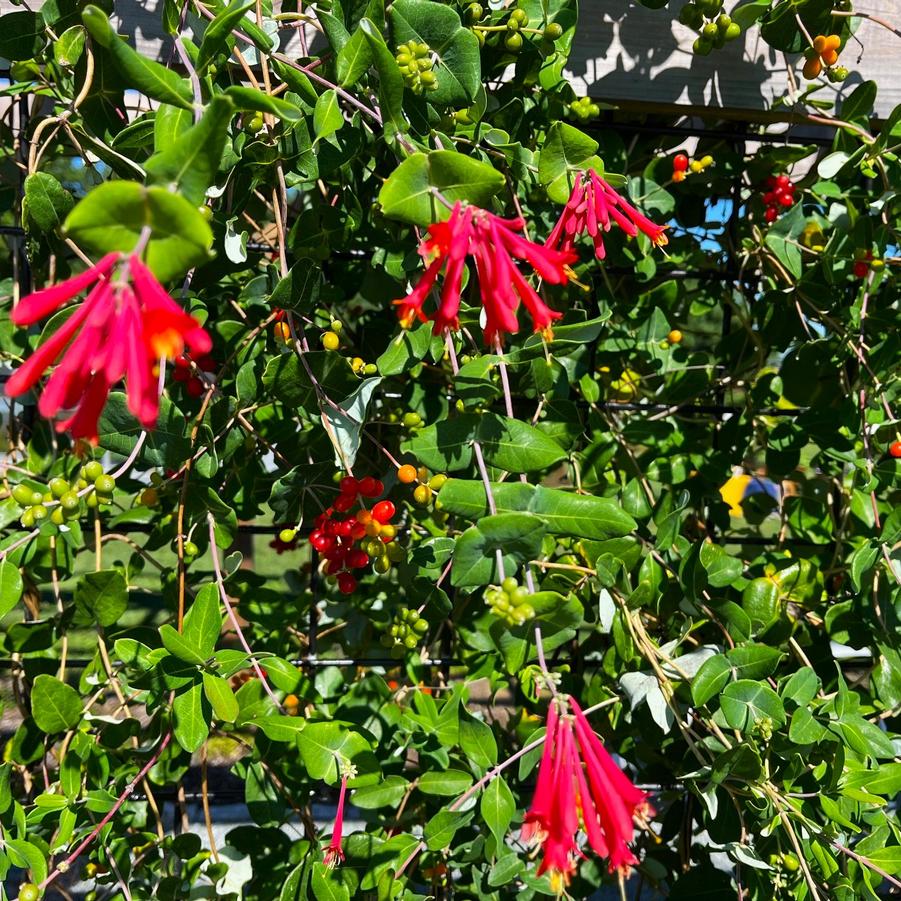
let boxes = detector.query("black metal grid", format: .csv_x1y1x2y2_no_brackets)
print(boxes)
0,107,840,686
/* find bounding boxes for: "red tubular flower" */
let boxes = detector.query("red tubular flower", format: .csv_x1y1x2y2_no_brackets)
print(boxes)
323,773,349,868
546,170,668,260
394,203,577,345
522,696,649,893
6,253,211,442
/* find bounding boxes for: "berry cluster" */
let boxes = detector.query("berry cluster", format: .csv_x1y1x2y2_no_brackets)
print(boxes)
350,357,379,376
680,0,741,55
671,152,714,183
11,461,116,528
568,96,601,122
485,577,536,626
173,352,216,398
380,606,429,658
761,174,797,223
307,476,398,594
395,41,438,94
852,249,884,278
397,464,446,506
803,34,847,82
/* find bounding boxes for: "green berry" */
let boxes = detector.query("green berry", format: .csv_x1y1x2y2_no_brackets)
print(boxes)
467,2,484,21
413,618,429,634
502,576,518,594
49,478,69,498
716,14,731,28
84,461,104,481
18,883,40,901
12,484,35,506
693,36,712,55
86,492,99,508
279,528,297,543
20,508,35,528
31,504,47,521
60,491,80,512
403,412,422,428
724,22,741,40
544,22,563,40
51,507,66,526
374,556,391,574
94,474,115,495
403,634,418,650
701,22,717,39
184,541,199,558
504,32,523,51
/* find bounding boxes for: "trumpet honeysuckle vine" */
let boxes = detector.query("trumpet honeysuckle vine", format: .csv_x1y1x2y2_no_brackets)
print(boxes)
2,0,901,898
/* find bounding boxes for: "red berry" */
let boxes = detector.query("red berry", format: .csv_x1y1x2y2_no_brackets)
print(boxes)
174,354,190,370
357,476,382,497
673,153,689,172
778,192,793,207
764,206,778,223
890,440,901,458
763,191,777,205
326,558,344,575
337,572,357,594
853,260,869,278
347,549,369,568
333,493,355,512
336,519,354,537
372,500,396,524
776,174,790,189
340,476,358,494
765,176,777,189
172,367,189,383
186,377,204,397
197,355,217,372
350,523,367,540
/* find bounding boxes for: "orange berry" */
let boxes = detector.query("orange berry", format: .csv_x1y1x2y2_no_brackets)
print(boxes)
812,35,827,54
802,57,822,79
824,34,841,51
821,48,839,66
356,509,372,524
672,170,686,183
397,464,417,484
274,322,291,343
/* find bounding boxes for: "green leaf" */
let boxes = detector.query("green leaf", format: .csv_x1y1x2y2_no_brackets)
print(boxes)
31,675,82,733
97,393,190,468
224,85,305,122
0,561,24,618
538,122,602,203
203,672,240,723
764,202,805,279
63,182,213,282
173,680,211,752
529,486,636,539
54,24,86,67
0,11,46,61
74,569,128,627
82,6,193,109
298,722,373,783
144,95,234,205
160,625,208,665
352,776,409,808
424,808,474,850
480,775,515,846
313,89,344,142
699,540,743,587
376,323,438,375
720,680,786,732
780,667,819,707
726,644,783,680
419,769,473,796
183,584,222,661
379,151,506,227
359,18,406,129
691,654,732,706
389,0,481,106
251,714,307,742
197,0,256,72
22,172,74,234
311,863,351,901
788,706,828,744
336,28,373,87
459,714,497,769
6,837,47,886
451,512,546,587
322,377,382,469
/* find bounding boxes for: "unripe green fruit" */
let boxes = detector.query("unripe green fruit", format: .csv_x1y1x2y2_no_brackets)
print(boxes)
84,461,103,481
374,556,391,574
279,528,297,543
544,22,563,39
18,884,40,901
30,491,44,506
31,504,47,521
49,477,70,498
724,22,741,40
502,577,518,594
42,491,54,503
363,363,378,375
12,484,34,506
51,507,66,525
693,36,712,55
504,32,523,51
413,618,429,634
20,508,35,528
60,491,80,511
86,492,99,508
94,474,115,494
701,22,717,39
403,634,418,649
716,14,731,28
467,2,484,21
184,541,199,558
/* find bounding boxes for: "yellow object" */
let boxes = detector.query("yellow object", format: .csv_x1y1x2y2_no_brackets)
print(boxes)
719,474,752,516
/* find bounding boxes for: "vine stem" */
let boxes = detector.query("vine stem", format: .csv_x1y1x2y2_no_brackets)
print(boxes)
830,9,901,39
832,840,901,890
394,696,619,878
206,513,283,711
38,731,172,891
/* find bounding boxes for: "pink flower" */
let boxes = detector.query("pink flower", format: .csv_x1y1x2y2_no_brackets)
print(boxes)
323,773,349,868
395,203,577,345
6,253,211,442
522,696,650,893
546,170,668,260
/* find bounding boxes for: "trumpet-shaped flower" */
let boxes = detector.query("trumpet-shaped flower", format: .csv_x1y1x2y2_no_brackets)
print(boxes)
521,695,650,893
546,170,668,260
323,773,350,869
395,203,577,344
6,252,211,442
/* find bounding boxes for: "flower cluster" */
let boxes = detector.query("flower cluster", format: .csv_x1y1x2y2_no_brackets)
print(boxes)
395,202,577,345
309,476,400,594
522,697,649,894
545,170,669,260
394,174,666,344
6,253,210,441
